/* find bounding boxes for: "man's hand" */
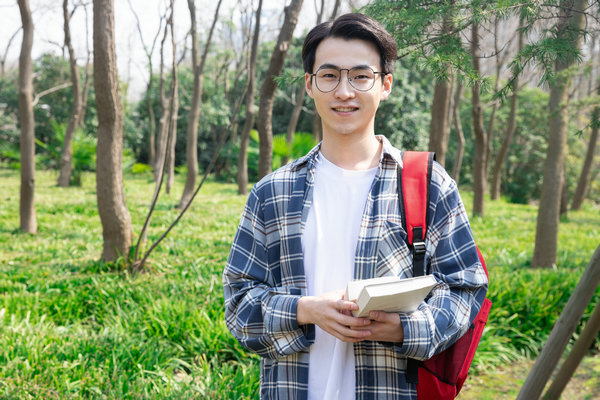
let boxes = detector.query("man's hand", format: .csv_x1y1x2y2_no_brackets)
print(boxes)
355,311,404,343
297,290,372,343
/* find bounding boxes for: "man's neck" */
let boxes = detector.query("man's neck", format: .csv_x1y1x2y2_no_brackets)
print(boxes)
320,133,382,170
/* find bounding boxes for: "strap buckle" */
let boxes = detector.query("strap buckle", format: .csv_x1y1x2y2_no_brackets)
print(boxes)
413,240,426,254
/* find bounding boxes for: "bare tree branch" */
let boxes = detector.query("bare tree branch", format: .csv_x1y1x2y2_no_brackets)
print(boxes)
32,82,72,106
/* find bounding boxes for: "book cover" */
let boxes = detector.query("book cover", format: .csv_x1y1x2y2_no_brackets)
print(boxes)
345,275,438,318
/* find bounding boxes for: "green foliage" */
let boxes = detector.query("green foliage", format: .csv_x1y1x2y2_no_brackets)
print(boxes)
272,132,318,170
132,163,153,174
0,52,100,175
375,59,433,150
363,0,480,83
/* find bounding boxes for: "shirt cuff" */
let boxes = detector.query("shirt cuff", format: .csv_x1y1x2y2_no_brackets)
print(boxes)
395,309,434,360
264,293,314,356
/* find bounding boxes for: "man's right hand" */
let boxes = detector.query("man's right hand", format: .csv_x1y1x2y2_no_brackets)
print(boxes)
296,290,372,342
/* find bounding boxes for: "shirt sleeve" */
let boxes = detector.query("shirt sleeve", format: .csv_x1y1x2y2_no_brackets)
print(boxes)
395,163,489,360
223,186,314,359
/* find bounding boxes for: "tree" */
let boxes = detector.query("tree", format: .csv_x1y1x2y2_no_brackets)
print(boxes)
237,0,263,195
128,0,163,169
1,27,21,80
164,0,179,195
427,12,454,167
543,299,600,399
491,18,525,200
532,0,586,268
93,0,133,261
179,0,223,208
154,17,170,184
517,242,600,399
471,21,489,217
17,0,36,234
571,78,600,210
450,80,465,183
58,0,85,187
256,0,304,179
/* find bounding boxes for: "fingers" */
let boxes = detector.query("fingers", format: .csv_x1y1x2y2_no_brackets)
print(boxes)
330,324,371,342
359,311,404,343
322,307,372,342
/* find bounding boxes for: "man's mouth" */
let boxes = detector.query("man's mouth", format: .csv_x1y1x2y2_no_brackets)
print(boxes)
332,106,358,112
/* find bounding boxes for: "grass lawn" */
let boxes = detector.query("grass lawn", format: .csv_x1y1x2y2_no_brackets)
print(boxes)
0,169,599,399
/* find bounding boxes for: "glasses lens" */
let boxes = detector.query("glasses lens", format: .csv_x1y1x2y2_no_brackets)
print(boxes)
315,68,340,92
348,67,376,91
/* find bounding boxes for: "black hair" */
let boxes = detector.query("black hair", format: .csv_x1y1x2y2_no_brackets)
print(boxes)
301,13,398,75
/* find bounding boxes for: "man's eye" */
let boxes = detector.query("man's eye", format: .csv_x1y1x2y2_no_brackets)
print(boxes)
354,74,370,80
320,73,338,79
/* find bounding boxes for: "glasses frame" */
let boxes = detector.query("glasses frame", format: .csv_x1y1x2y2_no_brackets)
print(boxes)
310,66,387,93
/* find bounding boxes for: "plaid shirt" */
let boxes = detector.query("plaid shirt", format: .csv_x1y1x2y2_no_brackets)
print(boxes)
223,136,488,399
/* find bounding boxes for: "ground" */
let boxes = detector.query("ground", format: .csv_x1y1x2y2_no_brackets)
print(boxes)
461,353,600,399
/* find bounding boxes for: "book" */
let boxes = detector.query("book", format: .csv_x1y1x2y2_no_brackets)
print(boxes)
345,275,438,318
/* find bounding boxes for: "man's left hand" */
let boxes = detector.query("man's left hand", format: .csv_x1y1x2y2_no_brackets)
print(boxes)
350,311,404,343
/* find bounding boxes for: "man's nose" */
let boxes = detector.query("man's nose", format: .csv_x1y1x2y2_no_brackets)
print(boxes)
334,70,356,99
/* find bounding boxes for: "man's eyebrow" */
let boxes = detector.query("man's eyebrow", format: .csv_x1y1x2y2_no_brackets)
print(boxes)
316,63,372,70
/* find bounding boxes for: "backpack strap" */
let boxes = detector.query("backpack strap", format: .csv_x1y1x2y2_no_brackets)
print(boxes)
398,151,435,387
398,151,435,277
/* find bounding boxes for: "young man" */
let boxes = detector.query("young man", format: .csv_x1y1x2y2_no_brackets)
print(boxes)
223,13,488,399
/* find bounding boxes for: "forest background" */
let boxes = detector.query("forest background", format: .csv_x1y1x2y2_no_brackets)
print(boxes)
1,0,600,398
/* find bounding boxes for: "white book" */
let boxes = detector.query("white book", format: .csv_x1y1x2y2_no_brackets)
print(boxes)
345,275,438,318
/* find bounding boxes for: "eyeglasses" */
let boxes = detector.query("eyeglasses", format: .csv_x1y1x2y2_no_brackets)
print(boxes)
311,66,386,93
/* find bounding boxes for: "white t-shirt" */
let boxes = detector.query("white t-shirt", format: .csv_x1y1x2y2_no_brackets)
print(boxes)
302,152,378,400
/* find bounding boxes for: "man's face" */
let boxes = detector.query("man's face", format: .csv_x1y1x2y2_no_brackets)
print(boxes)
305,37,392,139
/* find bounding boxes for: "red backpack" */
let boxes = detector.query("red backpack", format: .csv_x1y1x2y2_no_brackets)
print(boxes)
399,151,492,399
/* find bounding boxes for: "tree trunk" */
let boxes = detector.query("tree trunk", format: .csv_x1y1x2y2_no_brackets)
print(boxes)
1,28,22,80
543,301,600,400
58,0,83,187
79,59,92,127
428,75,452,167
238,0,262,195
517,242,600,399
532,0,586,268
471,21,488,217
484,17,502,177
78,3,92,126
154,22,170,183
451,80,464,184
165,3,178,195
313,113,322,142
491,21,524,200
93,0,133,262
283,79,306,166
147,83,156,167
571,97,600,210
179,0,223,208
256,0,304,179
128,0,162,169
17,0,36,234
560,162,568,217
428,15,453,168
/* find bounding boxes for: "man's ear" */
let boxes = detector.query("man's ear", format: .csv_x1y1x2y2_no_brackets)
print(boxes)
305,73,315,98
380,73,393,100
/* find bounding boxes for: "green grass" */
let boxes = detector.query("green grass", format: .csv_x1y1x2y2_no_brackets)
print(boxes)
0,169,599,398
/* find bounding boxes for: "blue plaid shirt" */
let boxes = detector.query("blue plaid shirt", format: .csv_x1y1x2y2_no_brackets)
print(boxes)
223,136,488,399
